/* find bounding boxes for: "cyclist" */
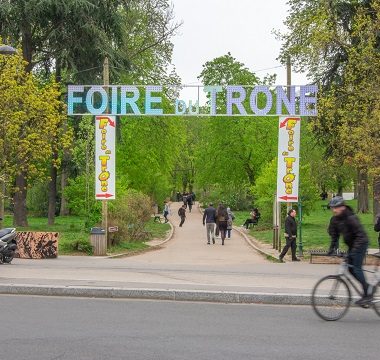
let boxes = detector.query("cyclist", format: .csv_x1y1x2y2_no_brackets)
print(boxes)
327,196,373,305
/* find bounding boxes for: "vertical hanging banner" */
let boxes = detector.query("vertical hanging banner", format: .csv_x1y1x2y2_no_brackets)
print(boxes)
95,115,116,200
277,117,301,202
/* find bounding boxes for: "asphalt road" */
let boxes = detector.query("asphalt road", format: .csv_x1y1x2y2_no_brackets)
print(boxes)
2,295,379,360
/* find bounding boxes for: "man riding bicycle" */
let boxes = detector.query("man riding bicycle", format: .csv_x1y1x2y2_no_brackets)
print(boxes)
328,196,373,305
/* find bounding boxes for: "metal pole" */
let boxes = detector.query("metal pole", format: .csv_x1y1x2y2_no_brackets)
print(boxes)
277,200,282,252
102,56,109,246
273,193,277,249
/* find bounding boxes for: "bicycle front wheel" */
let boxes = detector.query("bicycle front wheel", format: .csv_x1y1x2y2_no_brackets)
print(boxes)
372,283,380,317
311,275,351,321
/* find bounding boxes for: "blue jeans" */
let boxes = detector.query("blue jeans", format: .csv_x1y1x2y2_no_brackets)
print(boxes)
348,244,369,296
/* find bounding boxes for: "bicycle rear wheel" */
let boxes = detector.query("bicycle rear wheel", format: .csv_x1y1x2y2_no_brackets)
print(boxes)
311,275,351,321
372,283,380,317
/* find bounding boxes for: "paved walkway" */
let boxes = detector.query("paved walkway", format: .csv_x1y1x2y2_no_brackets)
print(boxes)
2,202,378,302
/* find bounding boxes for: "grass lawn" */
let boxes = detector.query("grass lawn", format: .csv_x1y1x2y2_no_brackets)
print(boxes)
1,215,171,256
233,200,379,252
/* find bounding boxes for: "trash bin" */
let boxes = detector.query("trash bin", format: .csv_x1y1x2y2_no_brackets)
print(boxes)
90,227,107,256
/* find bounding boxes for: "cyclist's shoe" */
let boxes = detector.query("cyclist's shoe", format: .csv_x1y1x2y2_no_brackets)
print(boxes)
355,294,374,306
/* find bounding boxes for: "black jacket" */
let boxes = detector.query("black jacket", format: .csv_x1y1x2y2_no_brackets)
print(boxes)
375,215,380,240
284,215,297,238
328,206,368,251
178,208,186,218
203,207,216,224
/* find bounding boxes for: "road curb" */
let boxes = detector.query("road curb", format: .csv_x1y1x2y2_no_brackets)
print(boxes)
0,284,312,305
233,226,281,262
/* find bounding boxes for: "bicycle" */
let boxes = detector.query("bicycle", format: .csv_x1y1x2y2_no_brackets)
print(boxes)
311,252,380,321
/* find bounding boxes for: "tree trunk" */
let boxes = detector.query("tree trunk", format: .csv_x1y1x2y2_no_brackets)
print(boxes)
60,165,69,216
336,176,343,197
374,176,380,220
357,169,369,213
13,173,28,227
48,153,58,225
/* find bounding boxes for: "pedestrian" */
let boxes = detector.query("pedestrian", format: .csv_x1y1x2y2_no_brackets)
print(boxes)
374,213,380,250
178,204,186,227
187,193,193,212
216,203,229,245
226,207,235,239
163,201,170,223
279,209,300,262
203,202,217,245
182,193,188,209
327,196,373,305
176,191,181,202
190,191,196,202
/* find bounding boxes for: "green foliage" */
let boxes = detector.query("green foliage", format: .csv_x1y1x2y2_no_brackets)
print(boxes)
252,159,319,224
60,238,93,256
200,186,252,211
64,174,102,228
108,189,152,243
27,181,49,217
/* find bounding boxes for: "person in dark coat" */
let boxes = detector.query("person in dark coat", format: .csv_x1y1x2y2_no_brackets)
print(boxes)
374,213,380,250
178,205,186,227
279,209,300,262
187,194,193,213
216,203,229,245
327,196,373,305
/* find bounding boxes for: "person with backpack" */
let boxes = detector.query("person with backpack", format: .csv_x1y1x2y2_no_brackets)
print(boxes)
178,205,186,227
374,213,380,250
216,203,229,245
226,207,235,239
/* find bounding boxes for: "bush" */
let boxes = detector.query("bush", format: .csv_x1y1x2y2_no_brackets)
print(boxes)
64,174,102,228
108,189,152,244
27,181,49,216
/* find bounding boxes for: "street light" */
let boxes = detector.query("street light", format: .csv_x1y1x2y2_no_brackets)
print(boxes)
0,45,16,55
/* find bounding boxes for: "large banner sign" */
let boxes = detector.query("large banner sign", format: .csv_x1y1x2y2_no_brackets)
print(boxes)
68,85,317,117
95,115,116,200
277,117,301,203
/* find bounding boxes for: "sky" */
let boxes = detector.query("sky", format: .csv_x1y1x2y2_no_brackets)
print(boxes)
171,0,308,102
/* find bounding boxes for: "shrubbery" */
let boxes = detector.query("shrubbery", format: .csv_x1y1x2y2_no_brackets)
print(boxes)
108,189,152,244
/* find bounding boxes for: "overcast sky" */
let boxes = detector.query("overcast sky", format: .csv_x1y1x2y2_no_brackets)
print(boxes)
171,0,307,101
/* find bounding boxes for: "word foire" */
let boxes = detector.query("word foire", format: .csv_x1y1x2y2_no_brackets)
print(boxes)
67,85,318,117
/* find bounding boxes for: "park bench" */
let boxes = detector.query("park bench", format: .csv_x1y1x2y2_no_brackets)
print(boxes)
308,249,371,264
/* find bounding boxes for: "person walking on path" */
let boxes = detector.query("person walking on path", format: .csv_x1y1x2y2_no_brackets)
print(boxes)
163,201,170,223
182,193,188,209
327,196,372,305
374,213,380,250
187,194,193,213
226,207,235,239
216,204,229,245
279,209,300,262
203,203,217,245
178,204,186,227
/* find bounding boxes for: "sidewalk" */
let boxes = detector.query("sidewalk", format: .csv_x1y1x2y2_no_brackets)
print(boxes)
0,202,376,304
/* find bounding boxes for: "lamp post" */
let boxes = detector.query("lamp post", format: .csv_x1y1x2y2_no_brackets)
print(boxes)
0,44,16,228
0,45,16,55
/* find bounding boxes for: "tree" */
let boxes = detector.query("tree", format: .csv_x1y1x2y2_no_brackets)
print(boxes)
278,0,380,213
195,53,278,194
0,50,70,226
